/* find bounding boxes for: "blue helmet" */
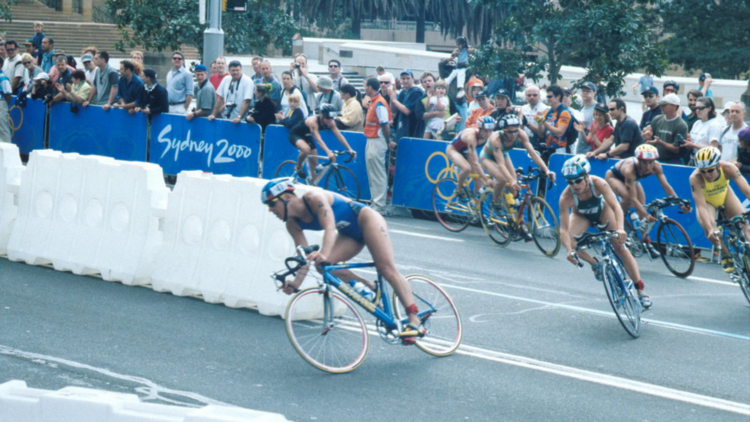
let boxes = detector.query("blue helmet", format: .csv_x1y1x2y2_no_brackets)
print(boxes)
562,155,591,180
261,178,295,205
477,116,496,130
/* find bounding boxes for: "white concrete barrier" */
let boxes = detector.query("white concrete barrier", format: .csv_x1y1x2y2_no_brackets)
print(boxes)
151,172,322,316
0,380,290,422
0,143,24,255
6,150,168,285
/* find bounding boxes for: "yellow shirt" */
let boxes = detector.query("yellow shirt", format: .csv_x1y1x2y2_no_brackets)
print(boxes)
701,167,730,208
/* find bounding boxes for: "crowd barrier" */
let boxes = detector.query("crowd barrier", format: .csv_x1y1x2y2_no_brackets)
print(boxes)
8,97,46,153
0,380,290,422
0,143,24,255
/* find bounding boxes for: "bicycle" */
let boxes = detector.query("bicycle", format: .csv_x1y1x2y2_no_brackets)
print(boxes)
430,173,487,232
624,197,695,278
573,227,642,338
272,245,463,373
275,150,360,200
481,167,561,257
715,211,750,304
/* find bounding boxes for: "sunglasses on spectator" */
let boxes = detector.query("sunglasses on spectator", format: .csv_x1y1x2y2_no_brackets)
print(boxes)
6,48,15,51
546,94,554,98
664,88,676,93
380,81,390,84
526,93,538,97
172,57,183,61
567,177,585,185
328,64,339,68
608,107,617,111
23,61,32,65
695,106,708,111
643,94,655,98
700,167,716,174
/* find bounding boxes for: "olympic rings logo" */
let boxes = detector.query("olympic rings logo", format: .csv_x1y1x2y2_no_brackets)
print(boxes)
424,151,458,184
8,104,23,138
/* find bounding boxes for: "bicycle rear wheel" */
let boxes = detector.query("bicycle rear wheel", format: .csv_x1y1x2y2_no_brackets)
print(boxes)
738,256,750,304
275,160,307,184
526,196,560,257
324,165,360,200
656,219,695,278
602,262,641,338
624,217,645,258
432,178,473,232
480,192,512,246
285,288,370,373
393,275,462,356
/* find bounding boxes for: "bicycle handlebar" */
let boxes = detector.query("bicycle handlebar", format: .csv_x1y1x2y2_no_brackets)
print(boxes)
270,245,321,291
574,230,620,251
716,210,750,228
334,150,355,163
646,196,691,213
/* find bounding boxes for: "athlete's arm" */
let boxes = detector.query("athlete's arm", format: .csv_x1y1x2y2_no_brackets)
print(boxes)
654,163,678,198
282,219,310,294
328,121,357,160
303,190,338,267
558,188,576,262
597,177,626,239
309,118,334,160
689,171,717,242
463,131,489,185
723,161,750,200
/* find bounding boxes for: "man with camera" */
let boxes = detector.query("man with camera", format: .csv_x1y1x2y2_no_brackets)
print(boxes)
641,93,688,165
208,60,253,124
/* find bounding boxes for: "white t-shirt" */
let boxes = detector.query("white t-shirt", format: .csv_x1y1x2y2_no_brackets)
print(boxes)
216,75,254,119
2,55,22,86
521,102,549,140
690,117,724,148
720,123,748,162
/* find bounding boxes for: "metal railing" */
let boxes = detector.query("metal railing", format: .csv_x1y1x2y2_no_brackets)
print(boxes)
360,19,440,32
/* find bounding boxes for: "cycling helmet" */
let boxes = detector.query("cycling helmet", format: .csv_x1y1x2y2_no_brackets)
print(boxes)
695,146,721,169
497,114,522,129
635,144,659,161
261,178,295,205
562,155,591,180
319,104,339,119
663,80,680,92
476,116,496,130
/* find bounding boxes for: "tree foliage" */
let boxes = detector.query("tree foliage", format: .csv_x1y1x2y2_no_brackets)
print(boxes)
0,0,13,22
105,0,297,56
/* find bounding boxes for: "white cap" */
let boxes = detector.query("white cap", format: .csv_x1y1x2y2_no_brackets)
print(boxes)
658,93,680,106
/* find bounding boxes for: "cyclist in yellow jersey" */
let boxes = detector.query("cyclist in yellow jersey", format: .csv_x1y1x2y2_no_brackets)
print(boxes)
689,146,750,272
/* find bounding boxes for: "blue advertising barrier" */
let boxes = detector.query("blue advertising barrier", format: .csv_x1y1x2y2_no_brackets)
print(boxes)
261,125,371,201
8,96,46,153
49,104,148,161
149,114,261,177
391,137,534,211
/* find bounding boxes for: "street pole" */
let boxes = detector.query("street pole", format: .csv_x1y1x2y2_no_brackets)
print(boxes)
202,0,224,69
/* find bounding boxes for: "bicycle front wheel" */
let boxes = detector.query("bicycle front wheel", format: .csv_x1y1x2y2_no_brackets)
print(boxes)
656,219,695,278
480,192,512,246
324,165,360,200
526,196,560,257
275,160,307,184
432,178,473,232
624,217,645,258
285,288,370,373
738,256,750,304
602,262,641,338
393,274,463,356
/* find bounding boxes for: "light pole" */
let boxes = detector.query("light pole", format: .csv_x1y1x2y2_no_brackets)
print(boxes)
202,0,224,68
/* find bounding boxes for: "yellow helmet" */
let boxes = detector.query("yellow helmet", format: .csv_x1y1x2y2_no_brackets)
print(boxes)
695,146,721,169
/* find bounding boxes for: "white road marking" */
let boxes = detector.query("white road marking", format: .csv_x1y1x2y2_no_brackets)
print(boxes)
688,275,737,286
389,229,464,242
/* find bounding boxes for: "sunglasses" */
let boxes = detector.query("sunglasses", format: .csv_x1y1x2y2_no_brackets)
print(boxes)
643,94,655,98
695,106,708,111
546,94,554,98
172,57,183,61
700,167,716,174
526,93,538,97
567,177,585,185
266,197,280,207
380,81,390,84
328,64,339,68
6,48,15,52
608,107,617,111
23,61,32,65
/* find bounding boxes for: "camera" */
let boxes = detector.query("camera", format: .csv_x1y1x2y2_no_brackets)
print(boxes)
69,103,79,113
223,102,237,118
42,93,54,106
294,63,301,69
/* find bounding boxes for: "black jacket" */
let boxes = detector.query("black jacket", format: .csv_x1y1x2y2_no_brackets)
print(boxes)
136,83,168,116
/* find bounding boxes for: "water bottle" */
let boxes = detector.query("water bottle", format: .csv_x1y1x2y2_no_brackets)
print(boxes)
315,164,325,174
630,211,641,230
505,192,516,207
348,280,375,302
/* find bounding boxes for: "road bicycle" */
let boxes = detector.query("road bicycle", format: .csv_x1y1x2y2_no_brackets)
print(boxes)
715,211,750,304
430,173,488,232
624,196,695,278
481,167,560,257
574,227,642,338
275,150,360,200
272,245,463,373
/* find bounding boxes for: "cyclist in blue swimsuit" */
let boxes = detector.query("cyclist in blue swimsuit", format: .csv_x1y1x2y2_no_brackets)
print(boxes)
445,116,495,197
261,178,426,343
559,155,652,309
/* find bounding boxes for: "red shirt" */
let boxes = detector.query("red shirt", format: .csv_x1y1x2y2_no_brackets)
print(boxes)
209,73,228,91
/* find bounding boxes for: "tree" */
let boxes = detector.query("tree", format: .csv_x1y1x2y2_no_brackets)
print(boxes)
655,0,750,79
1,1,12,22
105,0,297,56
287,0,415,39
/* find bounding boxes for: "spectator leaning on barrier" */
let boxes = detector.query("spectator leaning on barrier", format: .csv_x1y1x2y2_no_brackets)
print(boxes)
40,37,55,73
19,53,41,94
104,60,142,113
59,69,91,107
275,92,305,130
719,102,748,162
0,57,11,142
589,98,643,160
642,93,688,165
573,82,598,154
389,69,424,142
246,83,277,131
364,77,392,215
209,60,253,124
732,127,750,176
2,40,22,94
84,51,119,107
48,53,75,86
186,64,215,121
533,85,571,154
30,72,53,101
135,68,168,118
315,76,343,114
639,86,662,130
166,51,193,115
50,55,74,104
465,89,495,129
209,56,228,91
335,84,363,132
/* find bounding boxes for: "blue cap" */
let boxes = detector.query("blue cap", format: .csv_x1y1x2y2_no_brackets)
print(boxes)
142,68,157,80
194,64,207,73
641,86,659,96
699,73,707,81
580,81,597,92
400,69,414,78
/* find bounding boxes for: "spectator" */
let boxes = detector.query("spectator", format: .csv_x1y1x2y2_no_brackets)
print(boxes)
130,50,143,63
685,89,703,131
639,86,662,129
60,69,91,106
0,43,5,61
209,56,228,91
2,40,22,94
490,89,513,120
589,98,643,160
30,72,53,101
444,37,473,99
166,51,193,115
245,83,276,131
375,65,395,85
573,82,598,154
389,69,424,141
275,92,305,130
31,22,44,60
84,51,118,107
250,56,263,84
465,79,485,112
731,127,750,176
81,46,97,57
574,103,614,155
423,80,451,139
80,53,95,84
631,71,653,98
533,85,571,153
719,102,748,162
0,56,11,142
335,84,363,132
259,61,281,108
327,59,348,91
278,70,309,118
721,103,733,128
417,71,457,138
50,55,74,104
521,85,548,148
378,74,393,106
364,77,392,215
104,60,142,113
465,89,495,129
208,60,253,123
209,60,217,75
641,93,688,165
132,60,143,78
39,38,56,73
684,96,722,163
563,88,583,123
698,73,713,98
186,64,215,121
19,53,41,94
291,53,319,112
48,53,75,86
662,80,679,96
23,40,34,57
135,68,168,118
315,76,343,113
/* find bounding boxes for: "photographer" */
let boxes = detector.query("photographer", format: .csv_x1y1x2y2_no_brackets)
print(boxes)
641,93,688,165
30,72,54,102
59,70,91,110
208,60,252,124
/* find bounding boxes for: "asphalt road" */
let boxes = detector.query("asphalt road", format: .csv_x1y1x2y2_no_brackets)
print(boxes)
1,214,748,422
